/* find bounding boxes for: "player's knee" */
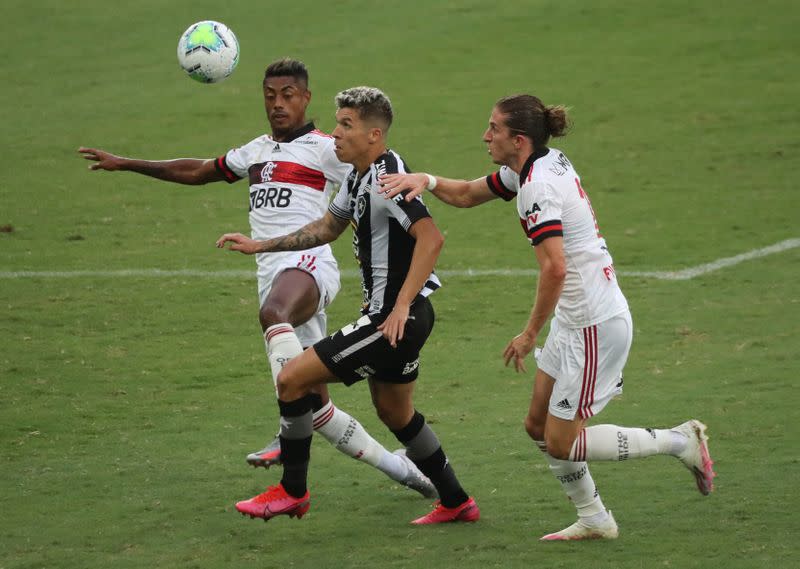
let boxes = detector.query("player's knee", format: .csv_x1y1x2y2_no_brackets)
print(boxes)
524,413,546,441
275,365,303,400
373,401,404,431
544,434,573,460
373,401,393,426
259,302,292,330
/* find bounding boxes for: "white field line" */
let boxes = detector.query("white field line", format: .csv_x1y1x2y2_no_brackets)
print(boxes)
1,238,798,281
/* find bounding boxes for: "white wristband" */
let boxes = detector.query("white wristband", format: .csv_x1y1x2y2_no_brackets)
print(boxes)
425,173,437,192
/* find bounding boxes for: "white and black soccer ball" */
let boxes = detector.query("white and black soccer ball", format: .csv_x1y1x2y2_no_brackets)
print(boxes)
177,21,239,83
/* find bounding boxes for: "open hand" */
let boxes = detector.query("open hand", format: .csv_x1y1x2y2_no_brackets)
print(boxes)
78,147,124,171
377,303,410,348
503,331,537,373
378,173,427,202
216,233,262,255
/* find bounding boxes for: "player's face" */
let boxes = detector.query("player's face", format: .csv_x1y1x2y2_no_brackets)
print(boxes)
332,108,374,167
263,76,311,140
482,107,518,166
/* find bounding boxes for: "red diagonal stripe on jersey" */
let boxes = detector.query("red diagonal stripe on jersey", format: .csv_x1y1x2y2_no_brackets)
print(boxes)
527,162,535,183
270,161,326,191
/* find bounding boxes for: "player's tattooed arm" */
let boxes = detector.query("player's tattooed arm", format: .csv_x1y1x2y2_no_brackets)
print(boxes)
260,213,348,251
216,212,350,255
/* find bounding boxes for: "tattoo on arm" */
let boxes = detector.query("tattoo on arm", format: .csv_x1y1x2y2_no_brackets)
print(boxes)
265,226,326,251
258,213,349,253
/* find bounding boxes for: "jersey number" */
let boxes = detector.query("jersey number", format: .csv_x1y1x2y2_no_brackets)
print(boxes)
249,187,293,211
575,178,602,238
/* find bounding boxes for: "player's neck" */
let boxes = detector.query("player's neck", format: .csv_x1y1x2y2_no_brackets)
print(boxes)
352,145,387,176
507,145,538,174
271,120,311,143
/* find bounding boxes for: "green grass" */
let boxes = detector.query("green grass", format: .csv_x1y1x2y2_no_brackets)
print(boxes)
2,1,799,568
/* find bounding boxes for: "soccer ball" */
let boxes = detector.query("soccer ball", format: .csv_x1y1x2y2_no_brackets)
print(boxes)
177,21,239,83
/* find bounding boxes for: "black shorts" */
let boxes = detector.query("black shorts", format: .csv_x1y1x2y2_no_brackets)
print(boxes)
314,297,435,386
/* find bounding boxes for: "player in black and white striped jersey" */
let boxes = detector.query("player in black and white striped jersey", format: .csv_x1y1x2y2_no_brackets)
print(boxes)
217,86,479,525
79,59,433,501
329,150,442,316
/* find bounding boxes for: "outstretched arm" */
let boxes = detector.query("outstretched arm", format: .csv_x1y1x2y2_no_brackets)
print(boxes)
378,172,498,208
377,217,444,347
216,211,351,255
78,147,224,185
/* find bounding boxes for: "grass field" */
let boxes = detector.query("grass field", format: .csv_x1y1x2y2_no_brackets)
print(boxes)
2,1,799,568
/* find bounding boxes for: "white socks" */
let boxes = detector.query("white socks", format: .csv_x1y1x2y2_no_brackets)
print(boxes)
313,400,407,481
312,400,379,463
264,323,406,481
569,425,684,462
265,324,303,394
536,440,606,520
538,425,689,525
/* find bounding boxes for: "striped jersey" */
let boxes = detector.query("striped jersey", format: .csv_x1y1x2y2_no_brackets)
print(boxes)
328,150,441,316
486,147,629,328
214,122,351,279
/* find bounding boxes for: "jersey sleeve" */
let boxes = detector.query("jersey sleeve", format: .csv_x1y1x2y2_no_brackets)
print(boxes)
319,138,352,184
214,137,262,184
380,153,431,231
517,181,563,246
328,173,355,219
385,192,432,231
485,166,518,201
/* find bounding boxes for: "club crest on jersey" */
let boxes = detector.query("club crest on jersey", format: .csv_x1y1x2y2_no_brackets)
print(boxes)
356,194,367,220
260,161,277,182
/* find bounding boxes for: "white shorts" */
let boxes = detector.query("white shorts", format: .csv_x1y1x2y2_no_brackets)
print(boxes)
536,311,633,421
256,248,341,347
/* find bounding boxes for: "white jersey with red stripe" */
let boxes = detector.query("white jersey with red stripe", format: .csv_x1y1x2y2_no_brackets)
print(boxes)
215,122,351,279
486,147,629,328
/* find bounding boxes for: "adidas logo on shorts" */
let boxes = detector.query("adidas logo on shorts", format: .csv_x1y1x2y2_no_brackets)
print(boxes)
555,398,572,410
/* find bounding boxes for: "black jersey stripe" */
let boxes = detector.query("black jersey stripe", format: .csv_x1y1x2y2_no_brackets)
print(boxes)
485,171,516,201
350,171,374,313
215,155,240,183
526,219,564,246
341,150,440,316
329,202,351,220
